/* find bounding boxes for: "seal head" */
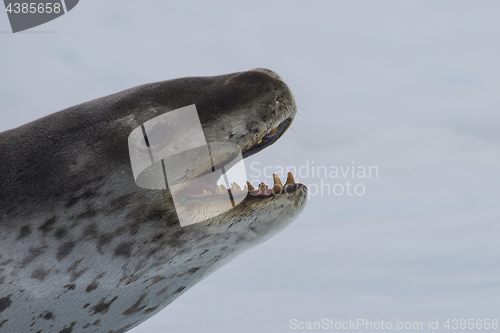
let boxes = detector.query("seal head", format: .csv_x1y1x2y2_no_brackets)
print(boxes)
0,68,307,333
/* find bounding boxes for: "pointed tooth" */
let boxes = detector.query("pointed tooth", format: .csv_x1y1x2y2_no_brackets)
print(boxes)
246,181,254,192
243,185,248,192
270,128,278,135
285,172,295,186
231,182,241,192
257,138,262,144
258,182,268,191
272,174,282,193
220,184,228,192
202,189,209,195
216,185,224,194
273,174,282,187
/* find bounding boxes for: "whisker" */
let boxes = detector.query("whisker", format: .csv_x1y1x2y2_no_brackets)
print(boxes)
296,112,307,120
297,105,309,114
289,127,302,140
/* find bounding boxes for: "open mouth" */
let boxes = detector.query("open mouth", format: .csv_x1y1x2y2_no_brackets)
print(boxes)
183,117,299,199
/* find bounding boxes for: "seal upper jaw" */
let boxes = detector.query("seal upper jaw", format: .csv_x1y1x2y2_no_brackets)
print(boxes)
242,117,292,159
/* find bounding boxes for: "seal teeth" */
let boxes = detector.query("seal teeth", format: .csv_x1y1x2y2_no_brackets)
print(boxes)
215,185,224,194
284,172,295,186
257,138,262,144
231,182,242,192
246,181,255,192
258,182,268,191
220,184,228,193
272,174,282,193
270,128,278,135
202,189,210,195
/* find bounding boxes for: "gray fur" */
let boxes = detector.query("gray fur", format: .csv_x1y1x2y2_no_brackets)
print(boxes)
0,68,307,333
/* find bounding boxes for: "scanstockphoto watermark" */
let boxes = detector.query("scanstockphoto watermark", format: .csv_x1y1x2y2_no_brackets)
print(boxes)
249,161,379,198
290,318,499,330
290,319,424,330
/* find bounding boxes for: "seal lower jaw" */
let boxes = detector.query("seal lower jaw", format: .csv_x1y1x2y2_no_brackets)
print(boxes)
182,172,302,201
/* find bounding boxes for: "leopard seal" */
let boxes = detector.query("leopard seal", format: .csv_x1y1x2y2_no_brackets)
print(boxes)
0,68,307,333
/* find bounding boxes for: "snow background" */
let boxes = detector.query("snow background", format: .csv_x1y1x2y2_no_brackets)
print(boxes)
2,1,500,332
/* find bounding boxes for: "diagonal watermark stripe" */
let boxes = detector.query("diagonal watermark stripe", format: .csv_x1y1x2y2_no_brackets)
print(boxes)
128,105,248,227
3,0,79,33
